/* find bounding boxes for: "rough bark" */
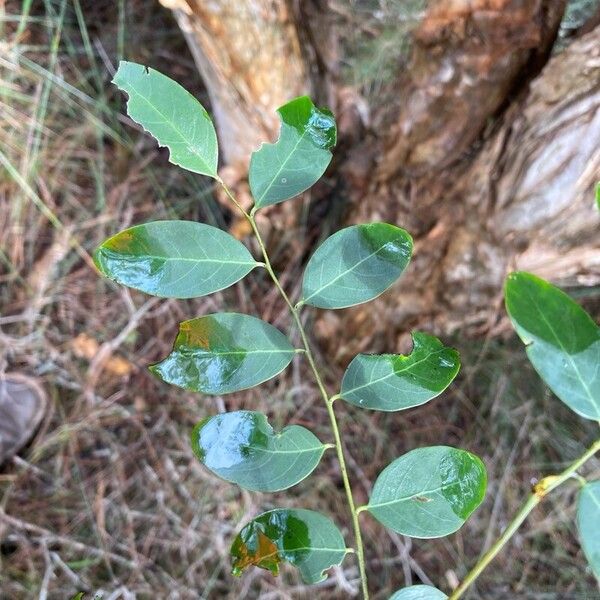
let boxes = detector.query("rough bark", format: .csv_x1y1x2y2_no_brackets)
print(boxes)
330,26,600,359
160,0,599,352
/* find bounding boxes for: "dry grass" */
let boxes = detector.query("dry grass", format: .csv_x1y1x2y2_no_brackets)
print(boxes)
1,2,599,599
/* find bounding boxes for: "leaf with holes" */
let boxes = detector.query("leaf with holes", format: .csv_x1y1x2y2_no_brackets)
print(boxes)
365,446,487,538
231,509,347,584
191,411,328,492
389,586,448,600
577,480,600,578
505,271,600,420
150,313,295,394
301,223,413,309
249,96,336,209
94,221,257,298
340,332,460,411
113,61,218,177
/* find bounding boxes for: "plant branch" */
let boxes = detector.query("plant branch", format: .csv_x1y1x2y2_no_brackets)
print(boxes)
448,438,600,600
220,182,370,599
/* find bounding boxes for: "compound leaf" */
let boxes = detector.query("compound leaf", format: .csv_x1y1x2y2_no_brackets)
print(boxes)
231,508,347,584
366,446,487,538
302,223,413,309
577,480,600,578
340,332,460,411
390,586,448,600
94,221,257,298
113,61,218,177
151,313,295,394
505,271,600,420
249,96,336,209
191,411,328,492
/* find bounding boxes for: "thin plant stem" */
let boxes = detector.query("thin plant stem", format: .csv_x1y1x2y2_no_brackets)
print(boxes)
219,182,370,599
448,438,600,600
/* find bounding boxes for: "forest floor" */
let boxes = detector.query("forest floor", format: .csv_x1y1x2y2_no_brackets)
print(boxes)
1,1,599,599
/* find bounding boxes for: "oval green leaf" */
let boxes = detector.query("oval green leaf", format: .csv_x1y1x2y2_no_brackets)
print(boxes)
301,223,413,309
577,480,600,578
505,271,600,420
191,411,328,492
365,446,487,538
113,61,218,177
390,586,448,600
94,221,257,298
150,313,295,394
231,508,347,584
250,96,336,209
340,332,460,411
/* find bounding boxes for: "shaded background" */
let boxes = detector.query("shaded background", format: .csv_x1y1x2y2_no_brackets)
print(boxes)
1,0,600,598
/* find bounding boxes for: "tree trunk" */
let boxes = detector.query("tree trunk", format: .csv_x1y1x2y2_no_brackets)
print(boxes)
162,0,600,351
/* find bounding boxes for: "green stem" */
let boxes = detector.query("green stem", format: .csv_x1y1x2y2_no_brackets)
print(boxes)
220,183,370,599
448,438,600,600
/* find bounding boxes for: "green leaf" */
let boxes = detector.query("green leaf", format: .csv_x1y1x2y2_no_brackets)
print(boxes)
231,508,347,584
365,446,487,538
390,586,448,600
301,223,413,309
577,480,600,578
150,313,295,394
94,221,257,298
595,182,600,211
505,271,600,420
113,61,218,177
249,96,336,209
340,332,460,411
191,411,328,492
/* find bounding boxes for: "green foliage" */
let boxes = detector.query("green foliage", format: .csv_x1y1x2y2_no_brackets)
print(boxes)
94,221,257,298
301,223,413,309
230,509,347,584
365,447,487,538
505,271,600,420
390,586,448,599
99,62,600,598
150,313,295,394
112,61,218,177
577,481,600,578
340,332,460,411
190,411,328,492
250,96,336,208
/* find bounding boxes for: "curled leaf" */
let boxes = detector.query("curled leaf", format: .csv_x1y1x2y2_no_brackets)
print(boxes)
151,313,295,394
231,509,347,584
191,411,328,492
250,96,336,209
340,332,460,411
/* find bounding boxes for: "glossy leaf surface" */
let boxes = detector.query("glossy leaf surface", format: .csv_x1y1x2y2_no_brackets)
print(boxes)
191,411,327,492
113,61,218,177
390,586,448,600
340,332,460,411
577,480,600,578
94,221,257,298
250,96,336,209
366,446,487,538
302,223,413,309
151,313,295,394
231,508,347,584
505,271,600,420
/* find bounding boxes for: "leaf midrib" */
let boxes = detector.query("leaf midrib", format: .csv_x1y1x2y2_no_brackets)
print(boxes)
256,124,310,205
103,251,255,266
368,481,457,511
122,84,215,175
303,241,401,303
342,350,443,397
523,285,598,416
